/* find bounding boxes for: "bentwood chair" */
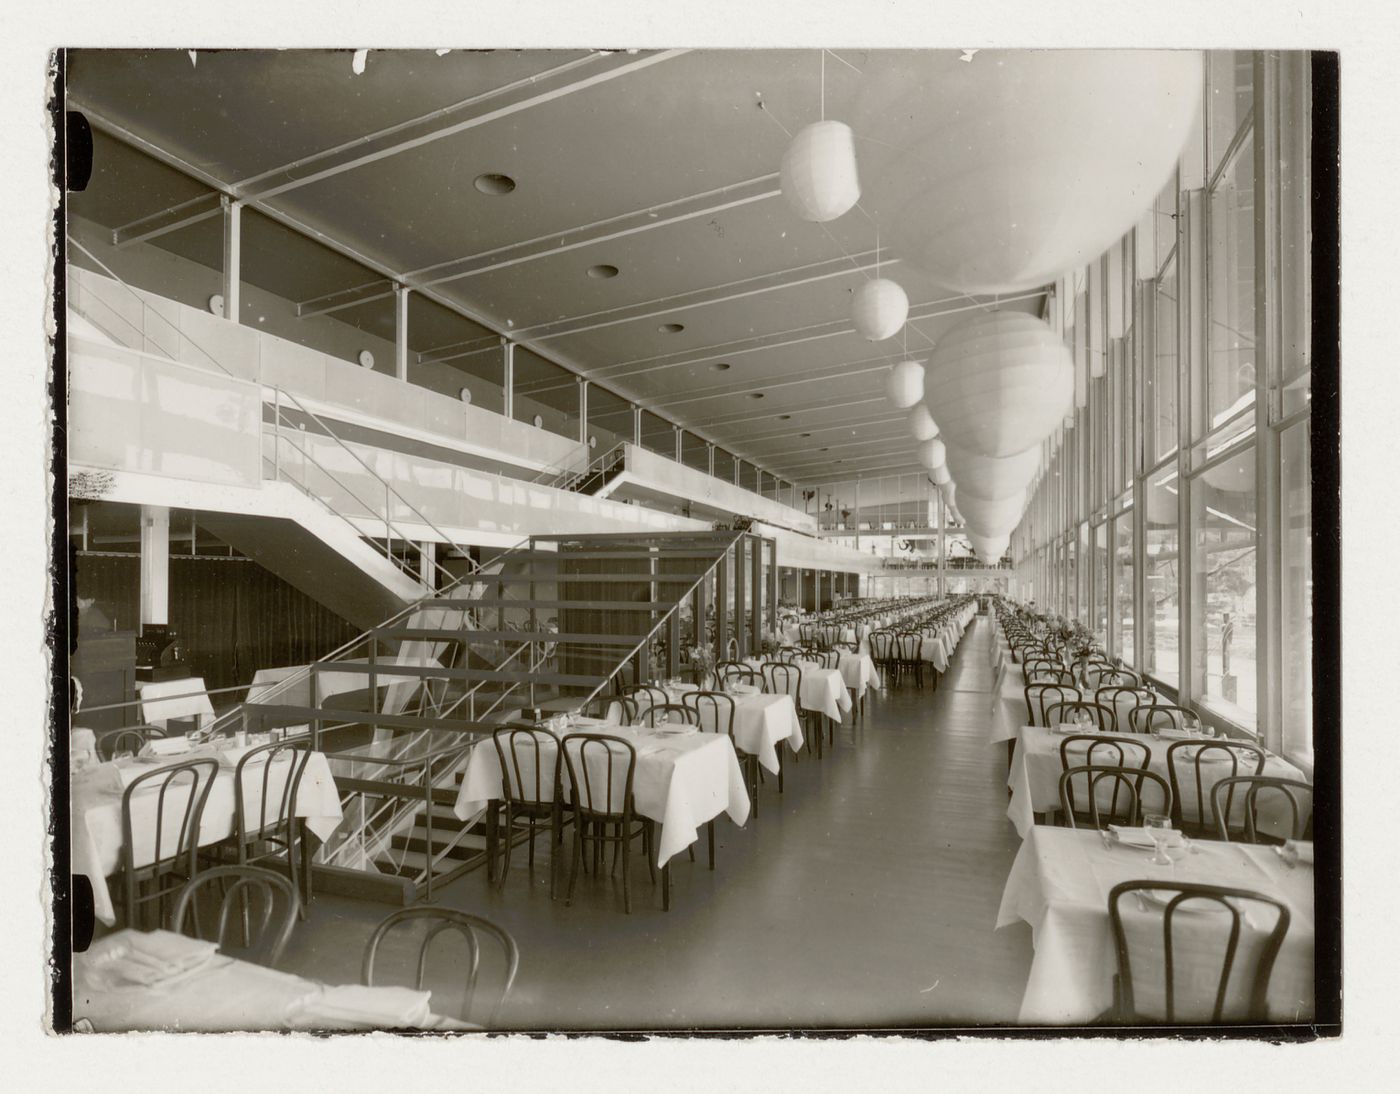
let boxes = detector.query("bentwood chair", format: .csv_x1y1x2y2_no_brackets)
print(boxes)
869,631,898,681
1024,683,1082,727
776,645,805,664
170,865,298,968
560,734,652,914
232,738,316,917
1128,703,1203,735
362,908,519,1028
1097,686,1156,732
120,758,221,930
1165,740,1268,836
622,684,667,717
763,661,820,758
96,725,167,760
1106,881,1291,1024
1058,764,1172,830
683,688,759,819
579,694,631,725
1210,776,1313,844
491,725,564,897
716,661,760,689
1044,699,1118,733
641,703,698,728
1026,666,1078,687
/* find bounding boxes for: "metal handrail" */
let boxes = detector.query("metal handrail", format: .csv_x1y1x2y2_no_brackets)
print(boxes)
531,440,626,492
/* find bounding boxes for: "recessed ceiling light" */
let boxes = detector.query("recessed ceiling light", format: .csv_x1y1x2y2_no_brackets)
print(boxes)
800,433,811,438
778,414,792,421
474,173,516,195
749,392,765,400
587,264,619,279
712,362,731,372
658,323,685,334
820,447,829,452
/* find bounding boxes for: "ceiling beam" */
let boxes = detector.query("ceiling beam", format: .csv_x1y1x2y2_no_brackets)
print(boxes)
109,51,672,249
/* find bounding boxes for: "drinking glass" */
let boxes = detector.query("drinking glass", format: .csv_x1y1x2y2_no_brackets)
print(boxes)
1143,813,1174,866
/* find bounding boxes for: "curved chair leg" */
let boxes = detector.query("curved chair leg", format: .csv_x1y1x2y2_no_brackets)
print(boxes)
565,818,583,906
495,804,513,891
707,821,715,871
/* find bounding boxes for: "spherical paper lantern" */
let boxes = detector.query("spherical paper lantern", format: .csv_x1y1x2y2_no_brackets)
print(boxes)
908,402,939,440
918,437,947,471
924,310,1074,458
780,120,860,223
956,488,1027,537
852,278,909,341
944,443,1040,501
930,464,951,486
853,50,1203,293
886,360,925,409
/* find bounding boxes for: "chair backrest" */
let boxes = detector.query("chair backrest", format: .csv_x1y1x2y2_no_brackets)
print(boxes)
798,623,816,642
1097,686,1156,730
622,684,667,714
1108,881,1291,1024
1165,740,1268,830
170,864,298,968
1058,764,1172,829
869,632,897,662
777,646,805,664
96,725,166,760
1024,657,1064,677
1044,700,1117,732
1211,776,1313,843
1129,703,1201,734
681,690,736,740
1024,683,1082,726
895,633,922,661
726,637,740,660
362,907,519,1028
1057,733,1152,774
492,725,562,806
1027,667,1077,686
561,733,636,817
234,739,316,846
761,661,802,701
642,702,697,728
816,649,840,670
716,660,753,685
120,758,221,878
580,695,631,724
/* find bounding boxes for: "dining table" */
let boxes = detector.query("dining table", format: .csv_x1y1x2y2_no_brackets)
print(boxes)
73,929,467,1032
70,743,344,926
745,658,853,723
834,649,882,699
452,722,750,869
995,724,1308,839
996,825,1315,1025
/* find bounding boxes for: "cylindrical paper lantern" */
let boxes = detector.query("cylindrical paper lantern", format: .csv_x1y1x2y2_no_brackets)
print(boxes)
957,488,1026,537
780,120,860,223
967,532,1010,562
908,402,939,440
852,278,909,341
918,437,947,471
944,443,1040,501
930,464,951,486
853,50,1203,293
886,360,925,409
923,310,1074,458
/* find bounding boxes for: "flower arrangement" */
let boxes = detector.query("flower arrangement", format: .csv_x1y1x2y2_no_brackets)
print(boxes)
687,644,717,675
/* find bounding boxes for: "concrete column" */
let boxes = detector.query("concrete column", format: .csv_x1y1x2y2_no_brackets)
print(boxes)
937,490,947,600
674,425,683,462
631,405,642,447
578,377,590,445
502,339,514,420
394,284,410,381
855,477,862,549
221,197,242,324
139,505,170,626
707,444,715,476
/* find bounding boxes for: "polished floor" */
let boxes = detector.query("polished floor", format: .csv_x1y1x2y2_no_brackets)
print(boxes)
277,615,1035,1030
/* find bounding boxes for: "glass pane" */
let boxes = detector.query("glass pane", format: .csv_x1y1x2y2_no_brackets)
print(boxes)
1152,258,1179,461
1152,171,1180,275
1279,52,1312,415
1280,420,1312,762
1092,521,1108,644
1064,536,1078,622
1078,522,1091,626
1192,445,1257,729
1144,465,1180,687
1206,128,1257,432
1208,51,1254,175
1115,509,1135,664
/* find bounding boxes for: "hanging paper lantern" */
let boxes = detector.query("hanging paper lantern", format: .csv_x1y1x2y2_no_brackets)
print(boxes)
923,310,1074,459
956,488,1027,537
944,443,1040,501
853,50,1202,293
852,278,909,341
780,120,861,223
918,437,947,472
967,532,1010,562
886,360,925,409
908,403,939,441
930,464,951,486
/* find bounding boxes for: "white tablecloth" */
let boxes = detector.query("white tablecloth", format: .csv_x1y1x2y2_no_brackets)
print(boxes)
996,826,1315,1024
836,650,882,697
1003,725,1307,839
453,726,750,867
71,749,343,926
728,692,805,773
73,930,462,1032
746,659,853,722
919,637,950,672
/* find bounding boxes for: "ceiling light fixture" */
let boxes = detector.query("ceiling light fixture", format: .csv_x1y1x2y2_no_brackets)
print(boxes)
587,264,619,279
473,173,516,195
749,392,765,400
659,323,685,334
712,362,731,372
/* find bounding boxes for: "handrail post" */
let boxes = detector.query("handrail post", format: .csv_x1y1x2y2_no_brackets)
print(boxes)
273,387,282,481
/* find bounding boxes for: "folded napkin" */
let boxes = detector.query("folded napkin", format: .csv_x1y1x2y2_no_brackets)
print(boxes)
1109,824,1186,849
80,930,220,990
143,736,193,757
1153,727,1201,740
1282,839,1314,865
729,683,760,696
295,984,433,1028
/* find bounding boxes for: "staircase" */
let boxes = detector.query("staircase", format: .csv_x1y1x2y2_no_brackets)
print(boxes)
239,529,760,903
536,442,627,497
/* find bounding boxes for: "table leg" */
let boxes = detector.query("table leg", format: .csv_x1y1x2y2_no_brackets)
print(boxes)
662,861,671,911
485,802,499,885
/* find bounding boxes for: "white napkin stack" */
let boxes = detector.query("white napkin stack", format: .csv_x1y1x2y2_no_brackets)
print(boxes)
1108,824,1186,849
143,736,194,757
79,930,220,990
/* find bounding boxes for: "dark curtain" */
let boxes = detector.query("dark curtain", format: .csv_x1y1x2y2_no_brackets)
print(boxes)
73,554,360,693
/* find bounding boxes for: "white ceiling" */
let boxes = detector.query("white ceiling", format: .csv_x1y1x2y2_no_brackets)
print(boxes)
66,48,1048,486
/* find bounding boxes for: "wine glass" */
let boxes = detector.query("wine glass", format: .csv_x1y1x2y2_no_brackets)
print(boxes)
1142,813,1174,866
